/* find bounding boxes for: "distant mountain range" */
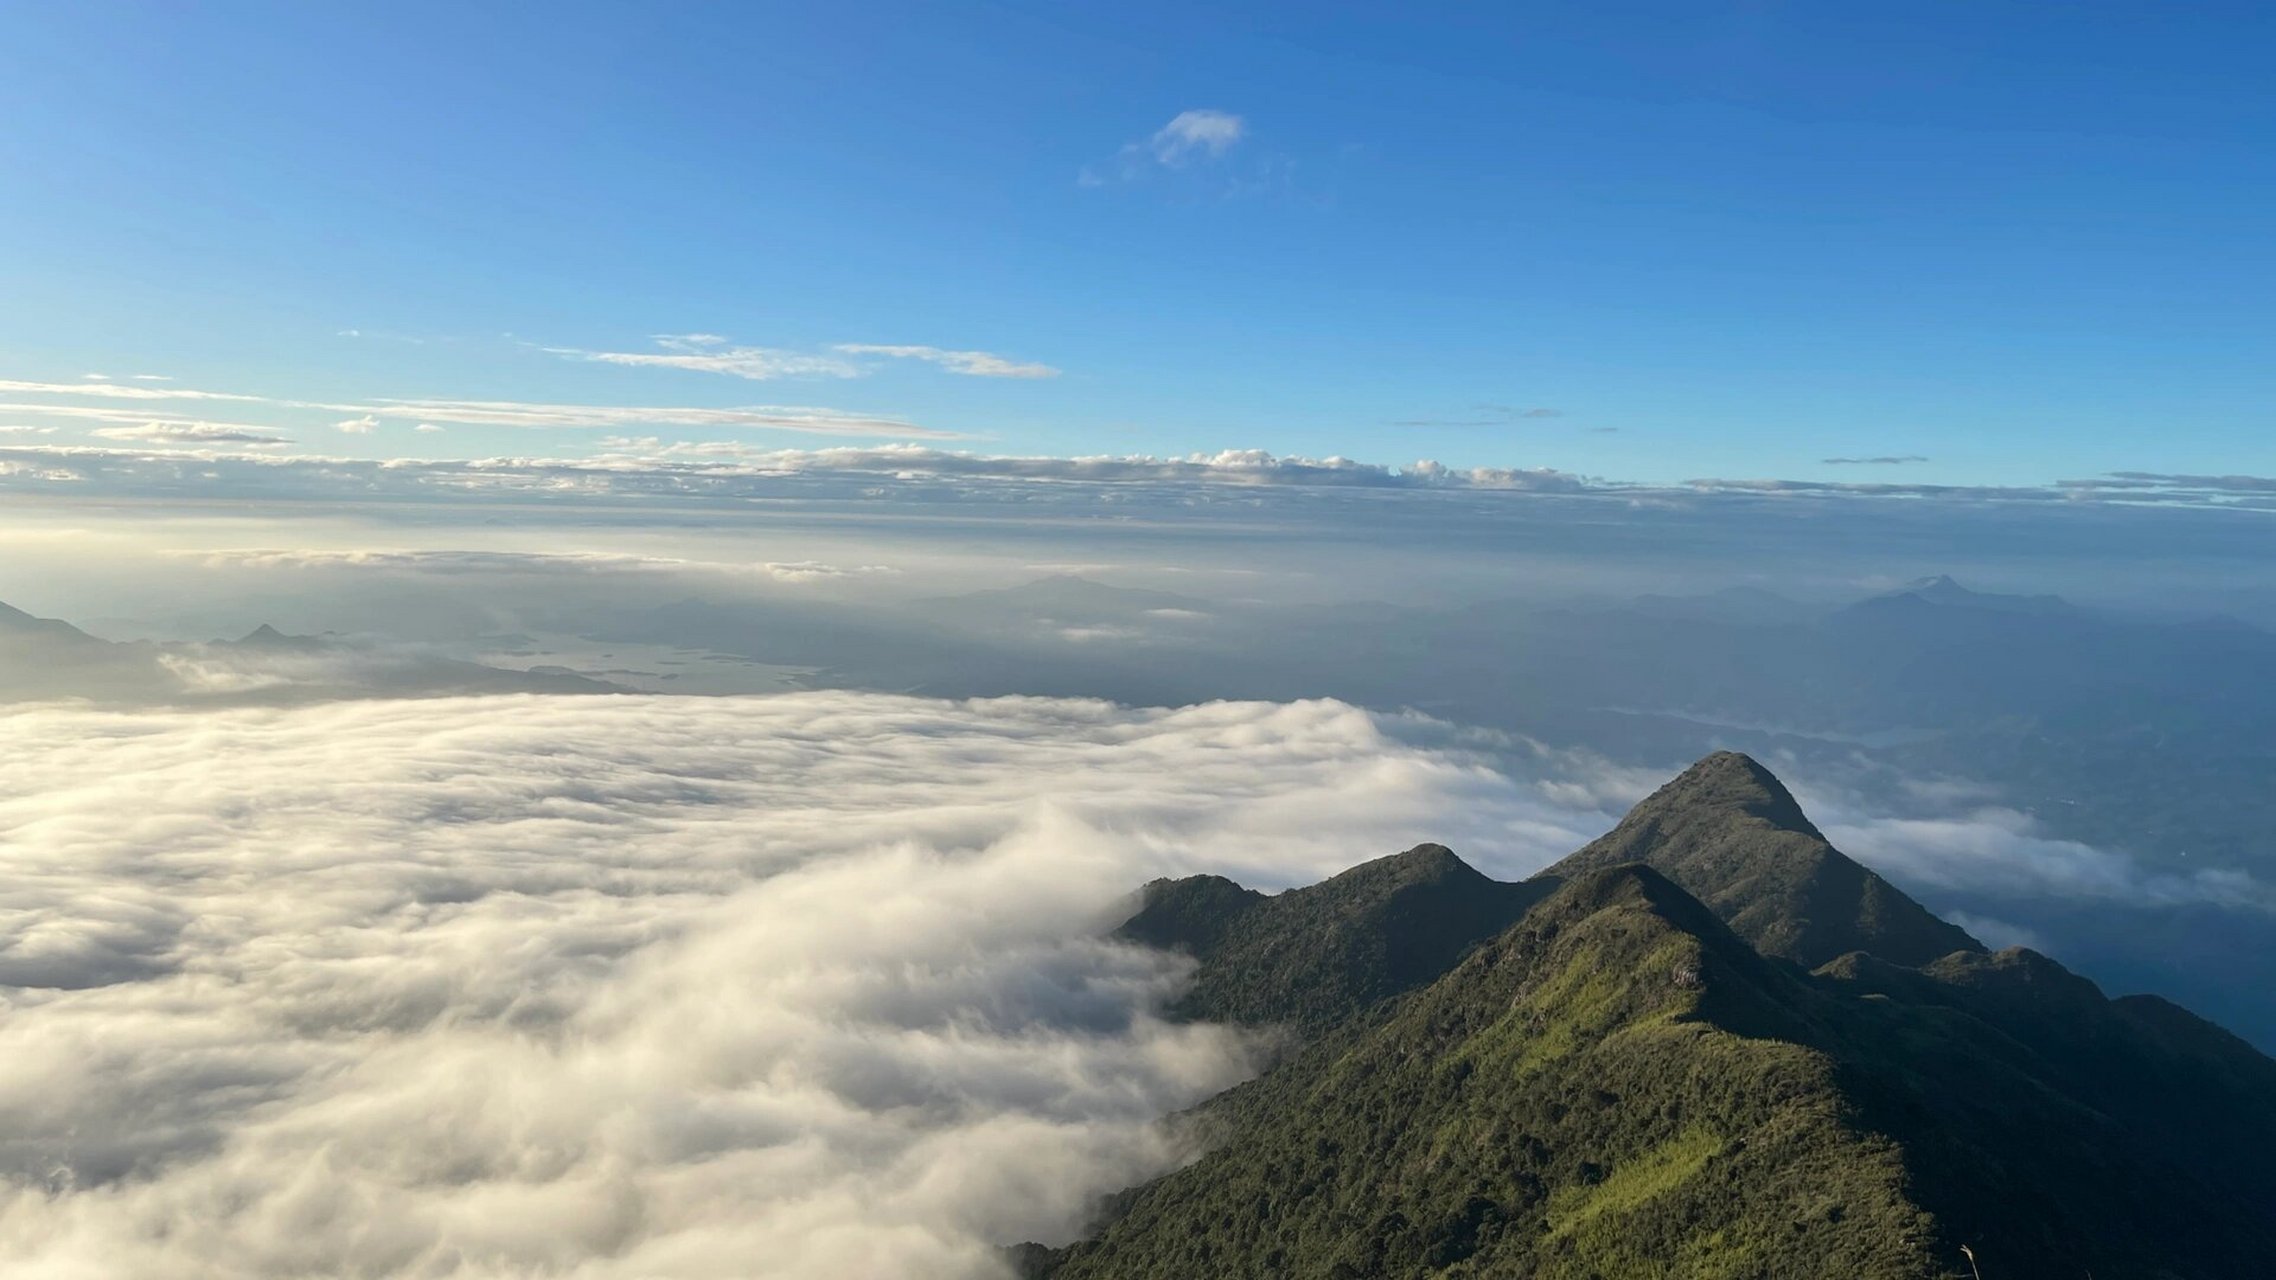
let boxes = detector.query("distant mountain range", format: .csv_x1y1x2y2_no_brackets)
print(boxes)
622,572,2276,872
1021,754,2276,1279
0,602,617,703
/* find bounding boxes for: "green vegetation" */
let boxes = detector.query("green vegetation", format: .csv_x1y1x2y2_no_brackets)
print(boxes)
1118,841,1549,1035
1542,751,1980,968
1021,752,2276,1280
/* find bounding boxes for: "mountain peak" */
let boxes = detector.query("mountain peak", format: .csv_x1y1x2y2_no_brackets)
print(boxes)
1541,752,1979,969
0,599,98,643
1654,750,1823,838
1360,841,1484,885
1119,842,1547,1032
1908,573,1969,596
1860,575,2075,617
229,622,326,651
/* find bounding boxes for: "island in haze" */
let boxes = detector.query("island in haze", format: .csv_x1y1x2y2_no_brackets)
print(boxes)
1018,753,2276,1280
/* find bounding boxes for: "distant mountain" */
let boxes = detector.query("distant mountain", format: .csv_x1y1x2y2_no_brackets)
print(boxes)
0,600,100,645
0,600,620,703
227,622,329,651
1872,574,2077,616
1026,753,2276,1279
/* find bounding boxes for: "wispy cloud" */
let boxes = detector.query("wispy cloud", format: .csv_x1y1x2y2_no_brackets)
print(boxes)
552,334,1057,381
832,344,1059,379
552,333,862,381
1149,109,1245,165
89,423,295,445
2083,471,2276,495
188,548,901,585
1084,109,1254,186
362,398,960,438
762,560,902,582
1821,805,2274,913
1394,404,1566,428
1,402,304,441
0,378,266,404
0,374,960,440
188,548,692,573
1824,455,1930,466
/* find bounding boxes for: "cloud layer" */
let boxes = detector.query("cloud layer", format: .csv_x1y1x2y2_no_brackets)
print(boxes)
0,693,1599,1278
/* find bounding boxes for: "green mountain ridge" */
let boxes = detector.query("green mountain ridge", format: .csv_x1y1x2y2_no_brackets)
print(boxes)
1022,752,2276,1279
1120,842,1552,1036
1540,751,1984,969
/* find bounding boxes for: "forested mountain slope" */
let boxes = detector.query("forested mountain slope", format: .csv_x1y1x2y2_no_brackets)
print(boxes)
1023,753,2276,1280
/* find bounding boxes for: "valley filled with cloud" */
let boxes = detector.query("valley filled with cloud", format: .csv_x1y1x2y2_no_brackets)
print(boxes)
0,693,1607,1277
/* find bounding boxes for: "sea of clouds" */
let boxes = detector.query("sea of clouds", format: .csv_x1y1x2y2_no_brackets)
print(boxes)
0,692,1622,1279
1,689,2262,1278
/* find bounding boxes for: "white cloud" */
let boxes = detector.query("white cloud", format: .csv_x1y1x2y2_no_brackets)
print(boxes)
353,398,960,439
0,461,80,482
762,560,901,582
833,345,1059,379
1817,805,2275,912
185,548,895,584
0,374,959,440
1085,110,1250,185
1942,911,2047,952
1150,109,1245,165
89,423,294,446
335,414,380,434
0,693,1600,1276
0,378,266,404
554,336,1058,382
8,433,2272,537
554,335,862,381
413,423,443,433
565,442,1590,492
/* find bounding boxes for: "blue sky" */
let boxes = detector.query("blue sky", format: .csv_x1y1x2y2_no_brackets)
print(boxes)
3,1,2273,484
